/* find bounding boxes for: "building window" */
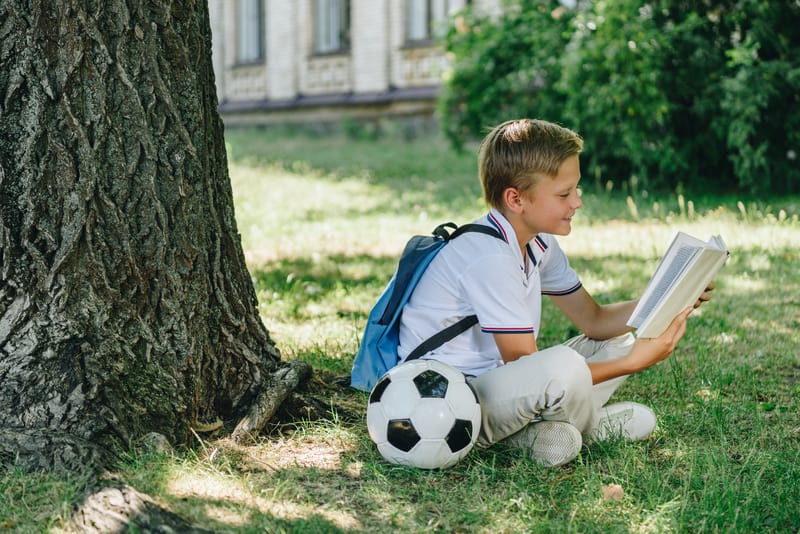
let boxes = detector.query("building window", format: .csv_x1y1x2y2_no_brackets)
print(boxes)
407,0,451,43
237,0,264,64
314,0,350,54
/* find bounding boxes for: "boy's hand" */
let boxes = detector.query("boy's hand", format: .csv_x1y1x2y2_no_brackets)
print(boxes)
627,307,693,373
587,308,693,384
694,281,715,309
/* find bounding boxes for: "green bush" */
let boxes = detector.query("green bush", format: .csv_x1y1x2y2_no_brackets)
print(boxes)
440,0,800,195
438,0,573,150
717,0,800,194
558,0,678,192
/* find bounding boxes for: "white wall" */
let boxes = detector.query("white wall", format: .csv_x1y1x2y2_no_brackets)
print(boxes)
208,0,502,117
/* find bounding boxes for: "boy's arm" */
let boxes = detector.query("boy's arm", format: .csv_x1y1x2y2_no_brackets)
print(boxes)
550,283,716,340
549,286,637,340
587,307,692,384
491,306,693,384
492,332,538,363
491,287,635,362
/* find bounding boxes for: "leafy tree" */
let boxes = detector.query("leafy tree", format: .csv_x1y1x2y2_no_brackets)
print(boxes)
558,0,677,191
647,2,735,191
438,0,574,150
440,0,800,194
716,0,800,194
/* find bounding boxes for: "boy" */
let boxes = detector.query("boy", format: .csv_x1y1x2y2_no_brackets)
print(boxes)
397,118,713,467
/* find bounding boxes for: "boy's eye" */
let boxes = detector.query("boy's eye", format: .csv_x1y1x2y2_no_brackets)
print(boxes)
560,188,581,198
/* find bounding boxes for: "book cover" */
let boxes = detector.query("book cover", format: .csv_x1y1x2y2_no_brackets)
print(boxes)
627,231,729,338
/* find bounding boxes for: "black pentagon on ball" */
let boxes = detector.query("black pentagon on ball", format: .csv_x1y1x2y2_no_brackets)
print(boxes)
413,369,449,398
369,376,391,404
387,418,420,452
445,419,474,453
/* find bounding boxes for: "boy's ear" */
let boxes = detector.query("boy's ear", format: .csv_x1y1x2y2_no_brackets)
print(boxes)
502,187,524,214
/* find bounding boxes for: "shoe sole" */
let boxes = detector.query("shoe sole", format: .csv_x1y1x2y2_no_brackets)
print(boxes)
506,421,582,467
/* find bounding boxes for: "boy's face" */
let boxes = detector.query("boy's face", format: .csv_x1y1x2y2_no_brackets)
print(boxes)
521,155,582,236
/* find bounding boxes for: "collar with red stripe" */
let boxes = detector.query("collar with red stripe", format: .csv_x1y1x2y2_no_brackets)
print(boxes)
486,209,548,267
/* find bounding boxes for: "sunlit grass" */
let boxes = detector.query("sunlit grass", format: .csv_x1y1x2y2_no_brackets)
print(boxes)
218,128,800,532
6,127,799,532
229,143,799,376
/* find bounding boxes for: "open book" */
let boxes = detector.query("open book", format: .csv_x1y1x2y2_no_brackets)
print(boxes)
627,232,729,338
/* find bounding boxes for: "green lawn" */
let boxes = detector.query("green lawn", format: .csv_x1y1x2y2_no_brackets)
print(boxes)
3,127,799,533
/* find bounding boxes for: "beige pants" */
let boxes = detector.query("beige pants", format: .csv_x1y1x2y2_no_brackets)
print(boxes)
468,333,635,447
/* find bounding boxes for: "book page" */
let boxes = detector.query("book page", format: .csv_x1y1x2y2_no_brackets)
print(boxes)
628,232,705,328
628,244,699,328
627,232,728,338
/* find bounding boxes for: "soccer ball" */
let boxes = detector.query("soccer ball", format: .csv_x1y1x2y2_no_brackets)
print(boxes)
366,359,482,469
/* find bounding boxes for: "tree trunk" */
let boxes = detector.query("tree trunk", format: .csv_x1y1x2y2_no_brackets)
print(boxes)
0,0,308,475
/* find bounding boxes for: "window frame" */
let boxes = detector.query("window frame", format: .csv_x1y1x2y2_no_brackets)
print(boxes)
236,0,265,65
313,0,351,55
405,0,451,46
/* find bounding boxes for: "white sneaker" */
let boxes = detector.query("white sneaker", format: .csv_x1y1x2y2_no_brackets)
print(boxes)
592,402,656,442
505,421,583,467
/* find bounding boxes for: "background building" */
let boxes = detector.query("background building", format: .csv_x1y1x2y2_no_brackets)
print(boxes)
208,0,499,127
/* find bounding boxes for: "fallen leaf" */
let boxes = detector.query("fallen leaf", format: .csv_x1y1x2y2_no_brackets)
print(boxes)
601,483,624,501
695,388,716,399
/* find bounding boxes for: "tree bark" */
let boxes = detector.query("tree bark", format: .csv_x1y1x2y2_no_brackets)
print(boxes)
0,0,305,475
67,483,217,533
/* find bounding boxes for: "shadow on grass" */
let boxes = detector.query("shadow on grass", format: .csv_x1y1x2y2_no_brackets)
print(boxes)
195,243,800,532
248,243,800,451
250,253,397,320
249,246,798,371
115,420,800,533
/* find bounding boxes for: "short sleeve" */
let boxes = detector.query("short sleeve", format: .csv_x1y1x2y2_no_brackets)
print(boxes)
538,235,582,296
458,252,537,334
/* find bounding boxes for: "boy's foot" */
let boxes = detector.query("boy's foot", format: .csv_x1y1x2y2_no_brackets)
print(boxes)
592,402,656,442
505,421,583,467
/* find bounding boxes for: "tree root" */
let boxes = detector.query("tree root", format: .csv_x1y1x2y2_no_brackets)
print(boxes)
66,483,215,533
2,362,314,530
0,428,114,478
231,360,312,444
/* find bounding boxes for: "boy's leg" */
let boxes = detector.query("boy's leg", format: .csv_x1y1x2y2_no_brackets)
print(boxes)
468,345,595,447
562,333,657,440
562,332,636,412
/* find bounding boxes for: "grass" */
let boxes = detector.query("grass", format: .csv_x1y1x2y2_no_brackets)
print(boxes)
4,126,800,532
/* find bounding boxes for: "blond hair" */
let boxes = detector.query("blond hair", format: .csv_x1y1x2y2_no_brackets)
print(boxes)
479,119,583,210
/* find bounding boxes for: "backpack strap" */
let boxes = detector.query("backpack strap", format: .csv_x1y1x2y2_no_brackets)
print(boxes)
449,223,504,241
432,222,503,242
405,222,503,361
406,315,479,360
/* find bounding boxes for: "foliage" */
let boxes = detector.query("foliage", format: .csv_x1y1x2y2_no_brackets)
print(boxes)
717,0,800,194
438,0,574,150
558,0,677,191
440,0,800,194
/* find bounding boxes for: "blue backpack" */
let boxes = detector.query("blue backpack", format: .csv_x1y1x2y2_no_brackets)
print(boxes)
350,222,503,392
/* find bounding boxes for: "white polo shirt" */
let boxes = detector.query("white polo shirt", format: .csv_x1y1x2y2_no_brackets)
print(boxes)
397,209,582,376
